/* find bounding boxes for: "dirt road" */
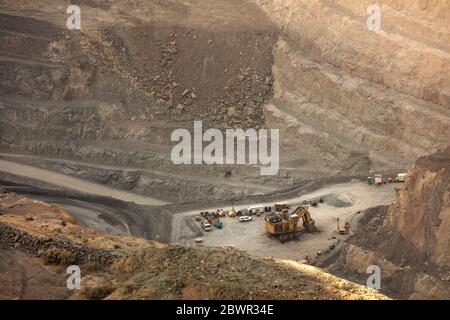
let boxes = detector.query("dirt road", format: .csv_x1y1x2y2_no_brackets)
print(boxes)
171,180,399,261
0,153,278,193
29,195,133,236
0,159,168,206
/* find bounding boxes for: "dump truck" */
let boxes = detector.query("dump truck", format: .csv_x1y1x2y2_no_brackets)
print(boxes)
337,218,350,235
396,173,407,182
248,206,264,216
265,206,316,243
275,203,289,212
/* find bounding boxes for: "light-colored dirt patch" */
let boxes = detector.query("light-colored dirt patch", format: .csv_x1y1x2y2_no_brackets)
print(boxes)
0,160,168,205
173,181,398,261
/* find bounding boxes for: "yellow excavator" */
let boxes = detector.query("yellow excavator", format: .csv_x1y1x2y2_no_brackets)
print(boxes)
265,206,316,243
293,206,316,232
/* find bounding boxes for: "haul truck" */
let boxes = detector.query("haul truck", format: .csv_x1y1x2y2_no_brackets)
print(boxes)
396,173,407,182
265,206,316,243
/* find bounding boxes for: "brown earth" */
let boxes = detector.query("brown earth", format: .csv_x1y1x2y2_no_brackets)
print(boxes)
0,244,73,300
0,189,387,300
0,187,78,224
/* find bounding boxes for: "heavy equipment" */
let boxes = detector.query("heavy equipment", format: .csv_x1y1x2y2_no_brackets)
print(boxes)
201,221,212,232
275,203,289,212
293,206,316,231
212,218,223,229
217,209,225,217
336,218,349,235
396,173,407,182
248,206,264,216
228,208,236,217
265,206,316,243
194,237,203,243
374,174,383,185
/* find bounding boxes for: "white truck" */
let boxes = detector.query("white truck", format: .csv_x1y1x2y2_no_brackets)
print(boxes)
396,173,407,182
374,174,383,185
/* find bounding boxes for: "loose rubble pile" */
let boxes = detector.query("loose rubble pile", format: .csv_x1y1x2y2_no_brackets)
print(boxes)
0,223,117,270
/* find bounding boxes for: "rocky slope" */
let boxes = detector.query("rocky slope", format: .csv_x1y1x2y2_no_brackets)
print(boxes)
1,0,449,202
254,0,450,178
0,189,387,300
0,0,284,201
328,147,450,299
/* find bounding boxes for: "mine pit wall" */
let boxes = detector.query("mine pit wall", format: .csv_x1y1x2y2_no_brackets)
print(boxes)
253,0,450,178
388,152,450,269
0,155,268,202
3,1,450,200
0,10,290,200
253,0,450,106
329,148,450,299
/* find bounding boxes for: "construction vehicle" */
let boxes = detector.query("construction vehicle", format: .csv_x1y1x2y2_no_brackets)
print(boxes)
212,218,223,229
237,208,249,216
374,174,383,185
248,207,264,216
336,218,350,235
275,203,289,212
396,173,407,182
217,209,225,217
201,221,212,232
228,208,236,217
293,206,316,231
367,176,373,185
265,206,316,243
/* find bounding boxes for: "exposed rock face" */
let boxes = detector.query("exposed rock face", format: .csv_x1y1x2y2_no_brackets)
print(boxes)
0,0,282,200
253,0,450,178
330,147,450,299
1,0,449,201
388,147,450,268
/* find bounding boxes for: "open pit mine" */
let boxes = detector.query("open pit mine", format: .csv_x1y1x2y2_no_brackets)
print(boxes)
0,0,449,302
